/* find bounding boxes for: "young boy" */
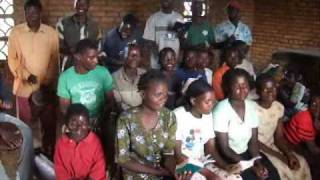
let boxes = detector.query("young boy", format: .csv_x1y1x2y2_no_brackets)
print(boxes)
197,49,213,86
54,103,107,180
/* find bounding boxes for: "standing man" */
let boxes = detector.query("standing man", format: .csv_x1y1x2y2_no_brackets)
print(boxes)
182,0,215,48
8,0,59,155
56,0,102,71
215,0,252,48
143,0,183,69
103,14,143,73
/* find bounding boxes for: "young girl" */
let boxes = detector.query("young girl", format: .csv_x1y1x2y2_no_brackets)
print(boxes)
256,74,311,180
54,103,107,180
159,47,180,110
174,79,241,180
177,48,207,85
213,69,280,180
212,46,240,100
197,49,213,86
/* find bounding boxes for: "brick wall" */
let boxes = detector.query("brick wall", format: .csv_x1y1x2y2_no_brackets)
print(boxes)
251,0,320,70
14,0,320,71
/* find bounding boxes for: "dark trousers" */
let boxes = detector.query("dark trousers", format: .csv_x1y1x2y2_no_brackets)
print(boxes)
239,151,280,180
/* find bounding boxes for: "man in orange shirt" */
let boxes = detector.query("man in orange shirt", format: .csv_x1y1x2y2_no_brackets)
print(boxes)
8,0,59,155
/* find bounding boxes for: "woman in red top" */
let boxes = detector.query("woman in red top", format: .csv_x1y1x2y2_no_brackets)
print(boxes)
54,103,107,180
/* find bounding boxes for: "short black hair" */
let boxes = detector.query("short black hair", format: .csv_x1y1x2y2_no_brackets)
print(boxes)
220,45,238,63
184,79,213,111
122,13,137,28
222,68,251,97
159,47,175,66
138,69,167,91
75,39,97,54
24,0,42,11
255,74,275,95
65,103,89,124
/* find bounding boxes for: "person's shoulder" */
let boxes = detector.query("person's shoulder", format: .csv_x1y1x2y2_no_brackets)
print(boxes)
95,65,110,74
60,66,76,76
106,27,118,37
273,101,285,111
293,110,312,121
10,23,27,35
214,99,229,110
85,132,101,144
172,11,183,18
173,106,187,115
216,20,230,28
239,21,250,28
41,24,57,34
112,67,122,78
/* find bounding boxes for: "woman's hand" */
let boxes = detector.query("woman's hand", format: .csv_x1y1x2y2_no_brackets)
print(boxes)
286,153,300,170
175,171,192,180
225,163,242,174
0,122,23,151
252,163,268,180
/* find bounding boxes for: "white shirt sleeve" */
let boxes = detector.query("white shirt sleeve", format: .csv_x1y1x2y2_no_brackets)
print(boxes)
143,15,155,41
204,114,216,140
174,108,184,141
212,101,229,133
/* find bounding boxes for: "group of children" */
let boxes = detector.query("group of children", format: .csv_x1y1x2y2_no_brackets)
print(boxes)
47,37,320,180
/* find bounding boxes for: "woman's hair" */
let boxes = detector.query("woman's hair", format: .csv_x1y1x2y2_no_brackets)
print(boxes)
255,74,275,95
222,68,251,97
184,79,213,111
158,47,176,67
65,103,89,124
24,0,42,11
138,69,167,91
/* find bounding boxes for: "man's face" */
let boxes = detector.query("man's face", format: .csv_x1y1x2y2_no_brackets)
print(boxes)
79,48,98,71
160,0,173,10
25,6,41,29
119,23,133,39
75,0,89,16
227,6,240,23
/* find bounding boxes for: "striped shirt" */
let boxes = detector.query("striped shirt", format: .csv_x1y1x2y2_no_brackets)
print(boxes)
284,110,317,145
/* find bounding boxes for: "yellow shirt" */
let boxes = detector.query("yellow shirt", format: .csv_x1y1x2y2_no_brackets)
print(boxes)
8,23,59,98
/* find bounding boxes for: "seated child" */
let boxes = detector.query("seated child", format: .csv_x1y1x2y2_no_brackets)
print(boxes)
174,79,241,180
212,46,240,100
54,103,107,180
278,69,310,118
159,47,181,110
176,48,207,86
197,49,213,86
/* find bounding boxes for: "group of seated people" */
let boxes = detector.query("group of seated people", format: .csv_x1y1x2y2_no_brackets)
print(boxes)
2,0,320,180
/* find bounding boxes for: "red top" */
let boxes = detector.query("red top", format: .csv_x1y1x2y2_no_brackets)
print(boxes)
212,63,230,100
54,132,107,180
284,110,317,145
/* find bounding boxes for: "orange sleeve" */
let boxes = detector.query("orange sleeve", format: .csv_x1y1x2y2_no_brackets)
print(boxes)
213,70,225,100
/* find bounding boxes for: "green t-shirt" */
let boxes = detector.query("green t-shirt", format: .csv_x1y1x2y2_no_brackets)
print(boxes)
57,66,113,118
186,21,215,47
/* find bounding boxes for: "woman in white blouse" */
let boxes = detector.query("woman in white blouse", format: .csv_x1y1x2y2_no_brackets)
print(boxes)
212,69,280,180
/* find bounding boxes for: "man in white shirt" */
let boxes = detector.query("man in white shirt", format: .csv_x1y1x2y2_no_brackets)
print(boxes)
215,0,252,48
143,0,183,68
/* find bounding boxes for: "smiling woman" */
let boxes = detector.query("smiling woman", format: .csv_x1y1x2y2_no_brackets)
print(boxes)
0,0,14,61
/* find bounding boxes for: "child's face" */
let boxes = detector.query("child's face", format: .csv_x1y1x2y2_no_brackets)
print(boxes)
192,91,216,115
185,51,197,70
259,79,277,104
66,114,90,142
161,51,176,72
125,47,141,69
197,52,210,70
225,50,239,68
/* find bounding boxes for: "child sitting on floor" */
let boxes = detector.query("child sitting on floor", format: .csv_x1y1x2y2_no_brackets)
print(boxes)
54,103,107,180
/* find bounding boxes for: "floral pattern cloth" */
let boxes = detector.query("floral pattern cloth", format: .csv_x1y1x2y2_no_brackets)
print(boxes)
116,107,177,180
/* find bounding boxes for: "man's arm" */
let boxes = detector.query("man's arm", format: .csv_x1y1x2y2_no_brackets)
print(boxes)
59,97,71,116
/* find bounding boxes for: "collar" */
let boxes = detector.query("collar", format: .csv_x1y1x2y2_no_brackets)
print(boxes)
23,23,46,33
71,13,89,26
62,131,94,144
